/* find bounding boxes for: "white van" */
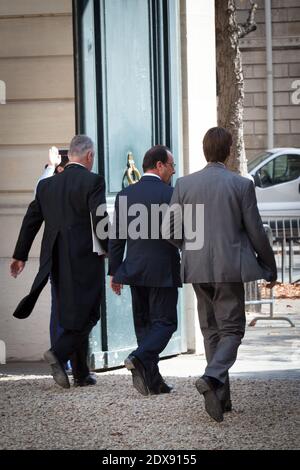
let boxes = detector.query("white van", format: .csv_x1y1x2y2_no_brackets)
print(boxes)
248,148,300,219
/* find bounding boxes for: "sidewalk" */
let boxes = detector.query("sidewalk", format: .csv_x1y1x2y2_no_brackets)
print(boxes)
0,299,299,450
1,299,298,379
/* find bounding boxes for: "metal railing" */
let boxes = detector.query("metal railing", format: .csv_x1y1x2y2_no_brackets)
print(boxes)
245,223,296,327
264,217,300,239
273,237,300,283
245,282,295,327
263,217,300,283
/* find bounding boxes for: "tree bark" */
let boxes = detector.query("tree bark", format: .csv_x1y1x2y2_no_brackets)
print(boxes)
215,0,257,175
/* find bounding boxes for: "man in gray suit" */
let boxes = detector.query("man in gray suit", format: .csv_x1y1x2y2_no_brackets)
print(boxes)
164,127,277,422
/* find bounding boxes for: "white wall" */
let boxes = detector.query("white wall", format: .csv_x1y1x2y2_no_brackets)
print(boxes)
0,258,51,361
185,0,217,173
182,0,217,353
0,1,74,362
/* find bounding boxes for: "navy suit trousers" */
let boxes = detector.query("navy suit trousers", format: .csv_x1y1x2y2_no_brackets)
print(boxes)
130,286,178,389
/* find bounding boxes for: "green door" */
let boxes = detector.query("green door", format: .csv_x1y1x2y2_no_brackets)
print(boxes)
73,0,185,369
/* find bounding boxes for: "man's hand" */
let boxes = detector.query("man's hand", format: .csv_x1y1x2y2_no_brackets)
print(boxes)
110,276,123,295
266,280,277,289
10,259,25,278
48,146,61,167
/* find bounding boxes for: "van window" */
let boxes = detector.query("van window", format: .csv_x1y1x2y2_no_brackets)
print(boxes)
257,160,273,187
286,155,300,181
273,154,300,185
248,151,273,172
257,154,300,187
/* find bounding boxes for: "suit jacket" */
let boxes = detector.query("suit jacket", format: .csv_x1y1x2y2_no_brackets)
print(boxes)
108,175,181,287
12,164,109,330
163,163,277,283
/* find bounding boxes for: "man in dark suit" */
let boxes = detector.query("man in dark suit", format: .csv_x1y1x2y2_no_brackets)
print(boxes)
108,145,181,396
10,135,109,389
36,146,70,370
163,127,277,422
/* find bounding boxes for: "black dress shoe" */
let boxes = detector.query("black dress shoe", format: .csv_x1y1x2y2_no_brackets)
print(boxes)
195,376,223,422
43,350,70,389
150,381,174,395
221,399,232,413
74,374,97,387
216,382,232,412
124,355,149,396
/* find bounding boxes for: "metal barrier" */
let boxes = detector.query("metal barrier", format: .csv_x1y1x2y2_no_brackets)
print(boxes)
246,284,295,327
274,236,300,283
245,224,295,327
263,217,300,283
0,340,6,364
264,217,300,239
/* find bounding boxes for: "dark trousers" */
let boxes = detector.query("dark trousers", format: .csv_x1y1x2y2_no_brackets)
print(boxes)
50,278,72,371
193,282,245,385
50,277,98,381
49,277,64,347
130,286,178,389
52,321,95,381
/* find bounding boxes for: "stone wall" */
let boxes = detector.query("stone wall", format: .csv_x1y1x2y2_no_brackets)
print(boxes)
0,0,75,360
237,0,300,161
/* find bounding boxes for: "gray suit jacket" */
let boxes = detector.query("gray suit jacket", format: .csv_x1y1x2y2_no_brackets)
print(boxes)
163,163,277,283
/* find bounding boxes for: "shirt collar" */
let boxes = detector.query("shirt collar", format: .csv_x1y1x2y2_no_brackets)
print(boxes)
142,173,161,180
65,162,86,168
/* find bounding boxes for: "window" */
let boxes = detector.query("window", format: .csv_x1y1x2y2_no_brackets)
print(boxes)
248,151,273,172
257,160,273,187
286,155,300,181
273,154,300,185
257,154,300,188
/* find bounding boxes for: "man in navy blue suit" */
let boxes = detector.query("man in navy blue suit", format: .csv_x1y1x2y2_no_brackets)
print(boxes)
108,145,181,396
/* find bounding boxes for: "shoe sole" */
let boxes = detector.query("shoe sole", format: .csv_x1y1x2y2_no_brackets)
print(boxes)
43,351,70,389
124,358,149,396
195,378,223,422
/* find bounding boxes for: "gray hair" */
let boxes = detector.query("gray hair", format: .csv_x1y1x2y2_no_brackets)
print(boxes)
69,135,94,157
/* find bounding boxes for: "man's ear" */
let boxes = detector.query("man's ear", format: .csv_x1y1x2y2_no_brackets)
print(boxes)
87,150,93,162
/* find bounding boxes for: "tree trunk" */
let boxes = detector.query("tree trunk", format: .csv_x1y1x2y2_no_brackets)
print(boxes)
215,0,254,175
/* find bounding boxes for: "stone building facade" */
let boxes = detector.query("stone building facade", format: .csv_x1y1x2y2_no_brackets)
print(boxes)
237,0,300,160
0,0,298,361
0,0,216,361
0,0,75,360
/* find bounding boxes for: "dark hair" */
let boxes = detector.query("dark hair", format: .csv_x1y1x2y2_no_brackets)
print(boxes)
142,145,171,172
54,151,69,174
203,127,232,163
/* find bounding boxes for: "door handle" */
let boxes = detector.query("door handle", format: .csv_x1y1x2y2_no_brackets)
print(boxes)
122,152,141,189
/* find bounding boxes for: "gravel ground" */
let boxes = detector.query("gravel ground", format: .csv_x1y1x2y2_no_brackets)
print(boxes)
0,373,299,450
1,299,299,450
